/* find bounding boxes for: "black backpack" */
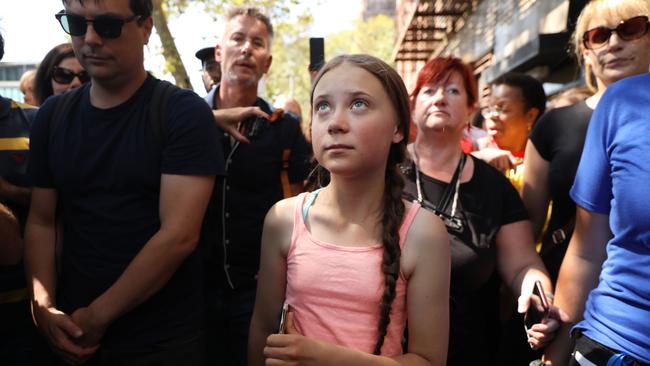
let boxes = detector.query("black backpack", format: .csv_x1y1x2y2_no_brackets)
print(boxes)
49,79,178,147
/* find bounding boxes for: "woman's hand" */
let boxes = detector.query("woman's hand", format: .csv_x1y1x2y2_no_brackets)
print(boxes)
264,312,332,366
518,294,570,350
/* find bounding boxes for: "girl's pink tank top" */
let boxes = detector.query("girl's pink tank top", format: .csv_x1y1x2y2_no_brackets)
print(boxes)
285,192,420,356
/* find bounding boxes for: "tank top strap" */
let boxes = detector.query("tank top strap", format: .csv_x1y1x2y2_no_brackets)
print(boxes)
288,192,316,255
302,188,323,222
398,201,421,249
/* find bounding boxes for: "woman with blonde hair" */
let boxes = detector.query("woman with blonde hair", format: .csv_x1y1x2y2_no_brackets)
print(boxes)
538,0,650,364
522,0,650,285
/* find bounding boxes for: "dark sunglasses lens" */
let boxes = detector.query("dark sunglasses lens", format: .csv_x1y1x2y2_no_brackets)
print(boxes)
65,14,88,36
586,27,612,48
93,17,123,38
53,68,74,84
53,68,89,84
618,16,649,40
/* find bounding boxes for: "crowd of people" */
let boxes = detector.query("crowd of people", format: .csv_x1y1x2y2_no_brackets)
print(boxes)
1,0,649,365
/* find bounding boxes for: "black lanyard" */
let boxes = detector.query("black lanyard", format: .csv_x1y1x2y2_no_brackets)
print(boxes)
414,154,466,232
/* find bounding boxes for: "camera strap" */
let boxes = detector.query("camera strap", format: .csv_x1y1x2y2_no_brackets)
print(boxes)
413,153,466,231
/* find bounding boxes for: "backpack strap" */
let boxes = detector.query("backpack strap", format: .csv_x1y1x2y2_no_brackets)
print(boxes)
149,80,177,148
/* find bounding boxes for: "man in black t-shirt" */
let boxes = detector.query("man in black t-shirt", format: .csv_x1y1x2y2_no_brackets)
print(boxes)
25,1,224,364
201,7,311,366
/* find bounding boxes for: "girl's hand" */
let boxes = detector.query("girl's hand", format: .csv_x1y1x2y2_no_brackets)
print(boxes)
264,312,331,366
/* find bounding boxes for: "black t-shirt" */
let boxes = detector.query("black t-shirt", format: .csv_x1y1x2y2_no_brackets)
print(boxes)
403,156,528,366
529,101,592,278
28,76,225,352
202,87,312,289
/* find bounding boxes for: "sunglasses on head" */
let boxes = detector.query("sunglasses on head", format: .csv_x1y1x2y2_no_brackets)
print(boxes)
583,15,650,50
52,66,90,84
55,11,141,39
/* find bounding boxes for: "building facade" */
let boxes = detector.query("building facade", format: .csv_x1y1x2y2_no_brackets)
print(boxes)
0,62,37,102
393,0,589,94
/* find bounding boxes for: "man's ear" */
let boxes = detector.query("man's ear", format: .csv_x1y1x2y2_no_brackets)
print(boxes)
215,43,223,63
262,54,273,74
142,16,154,45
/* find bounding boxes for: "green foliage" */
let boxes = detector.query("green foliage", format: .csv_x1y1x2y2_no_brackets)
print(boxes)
264,14,396,130
163,0,302,22
264,13,313,125
325,15,396,66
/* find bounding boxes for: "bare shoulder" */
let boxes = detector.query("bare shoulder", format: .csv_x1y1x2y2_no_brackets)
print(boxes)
262,196,300,255
401,201,450,277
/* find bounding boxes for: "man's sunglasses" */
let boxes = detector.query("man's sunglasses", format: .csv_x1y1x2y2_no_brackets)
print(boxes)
583,15,650,50
55,12,141,39
52,66,90,84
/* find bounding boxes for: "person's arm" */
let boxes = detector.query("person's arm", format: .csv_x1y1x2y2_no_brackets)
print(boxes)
25,188,96,364
495,220,567,349
248,198,293,366
70,174,215,346
0,177,31,208
471,148,517,173
521,140,551,240
0,202,22,266
497,220,551,296
542,207,610,365
259,207,451,366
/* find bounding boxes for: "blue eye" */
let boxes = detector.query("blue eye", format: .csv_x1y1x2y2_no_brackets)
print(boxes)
351,99,368,110
447,87,460,95
316,101,330,112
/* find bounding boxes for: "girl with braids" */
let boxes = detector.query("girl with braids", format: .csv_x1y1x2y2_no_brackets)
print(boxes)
402,56,566,365
248,54,450,365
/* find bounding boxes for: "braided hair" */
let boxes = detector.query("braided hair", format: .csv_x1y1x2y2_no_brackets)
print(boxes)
309,54,411,354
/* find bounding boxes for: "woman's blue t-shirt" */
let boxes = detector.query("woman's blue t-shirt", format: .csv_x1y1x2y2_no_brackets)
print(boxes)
570,72,650,363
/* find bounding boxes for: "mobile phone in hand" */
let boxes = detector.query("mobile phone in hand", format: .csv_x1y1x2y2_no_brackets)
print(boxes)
524,280,550,331
278,303,289,334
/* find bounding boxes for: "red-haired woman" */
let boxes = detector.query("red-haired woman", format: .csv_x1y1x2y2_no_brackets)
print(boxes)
402,56,565,365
